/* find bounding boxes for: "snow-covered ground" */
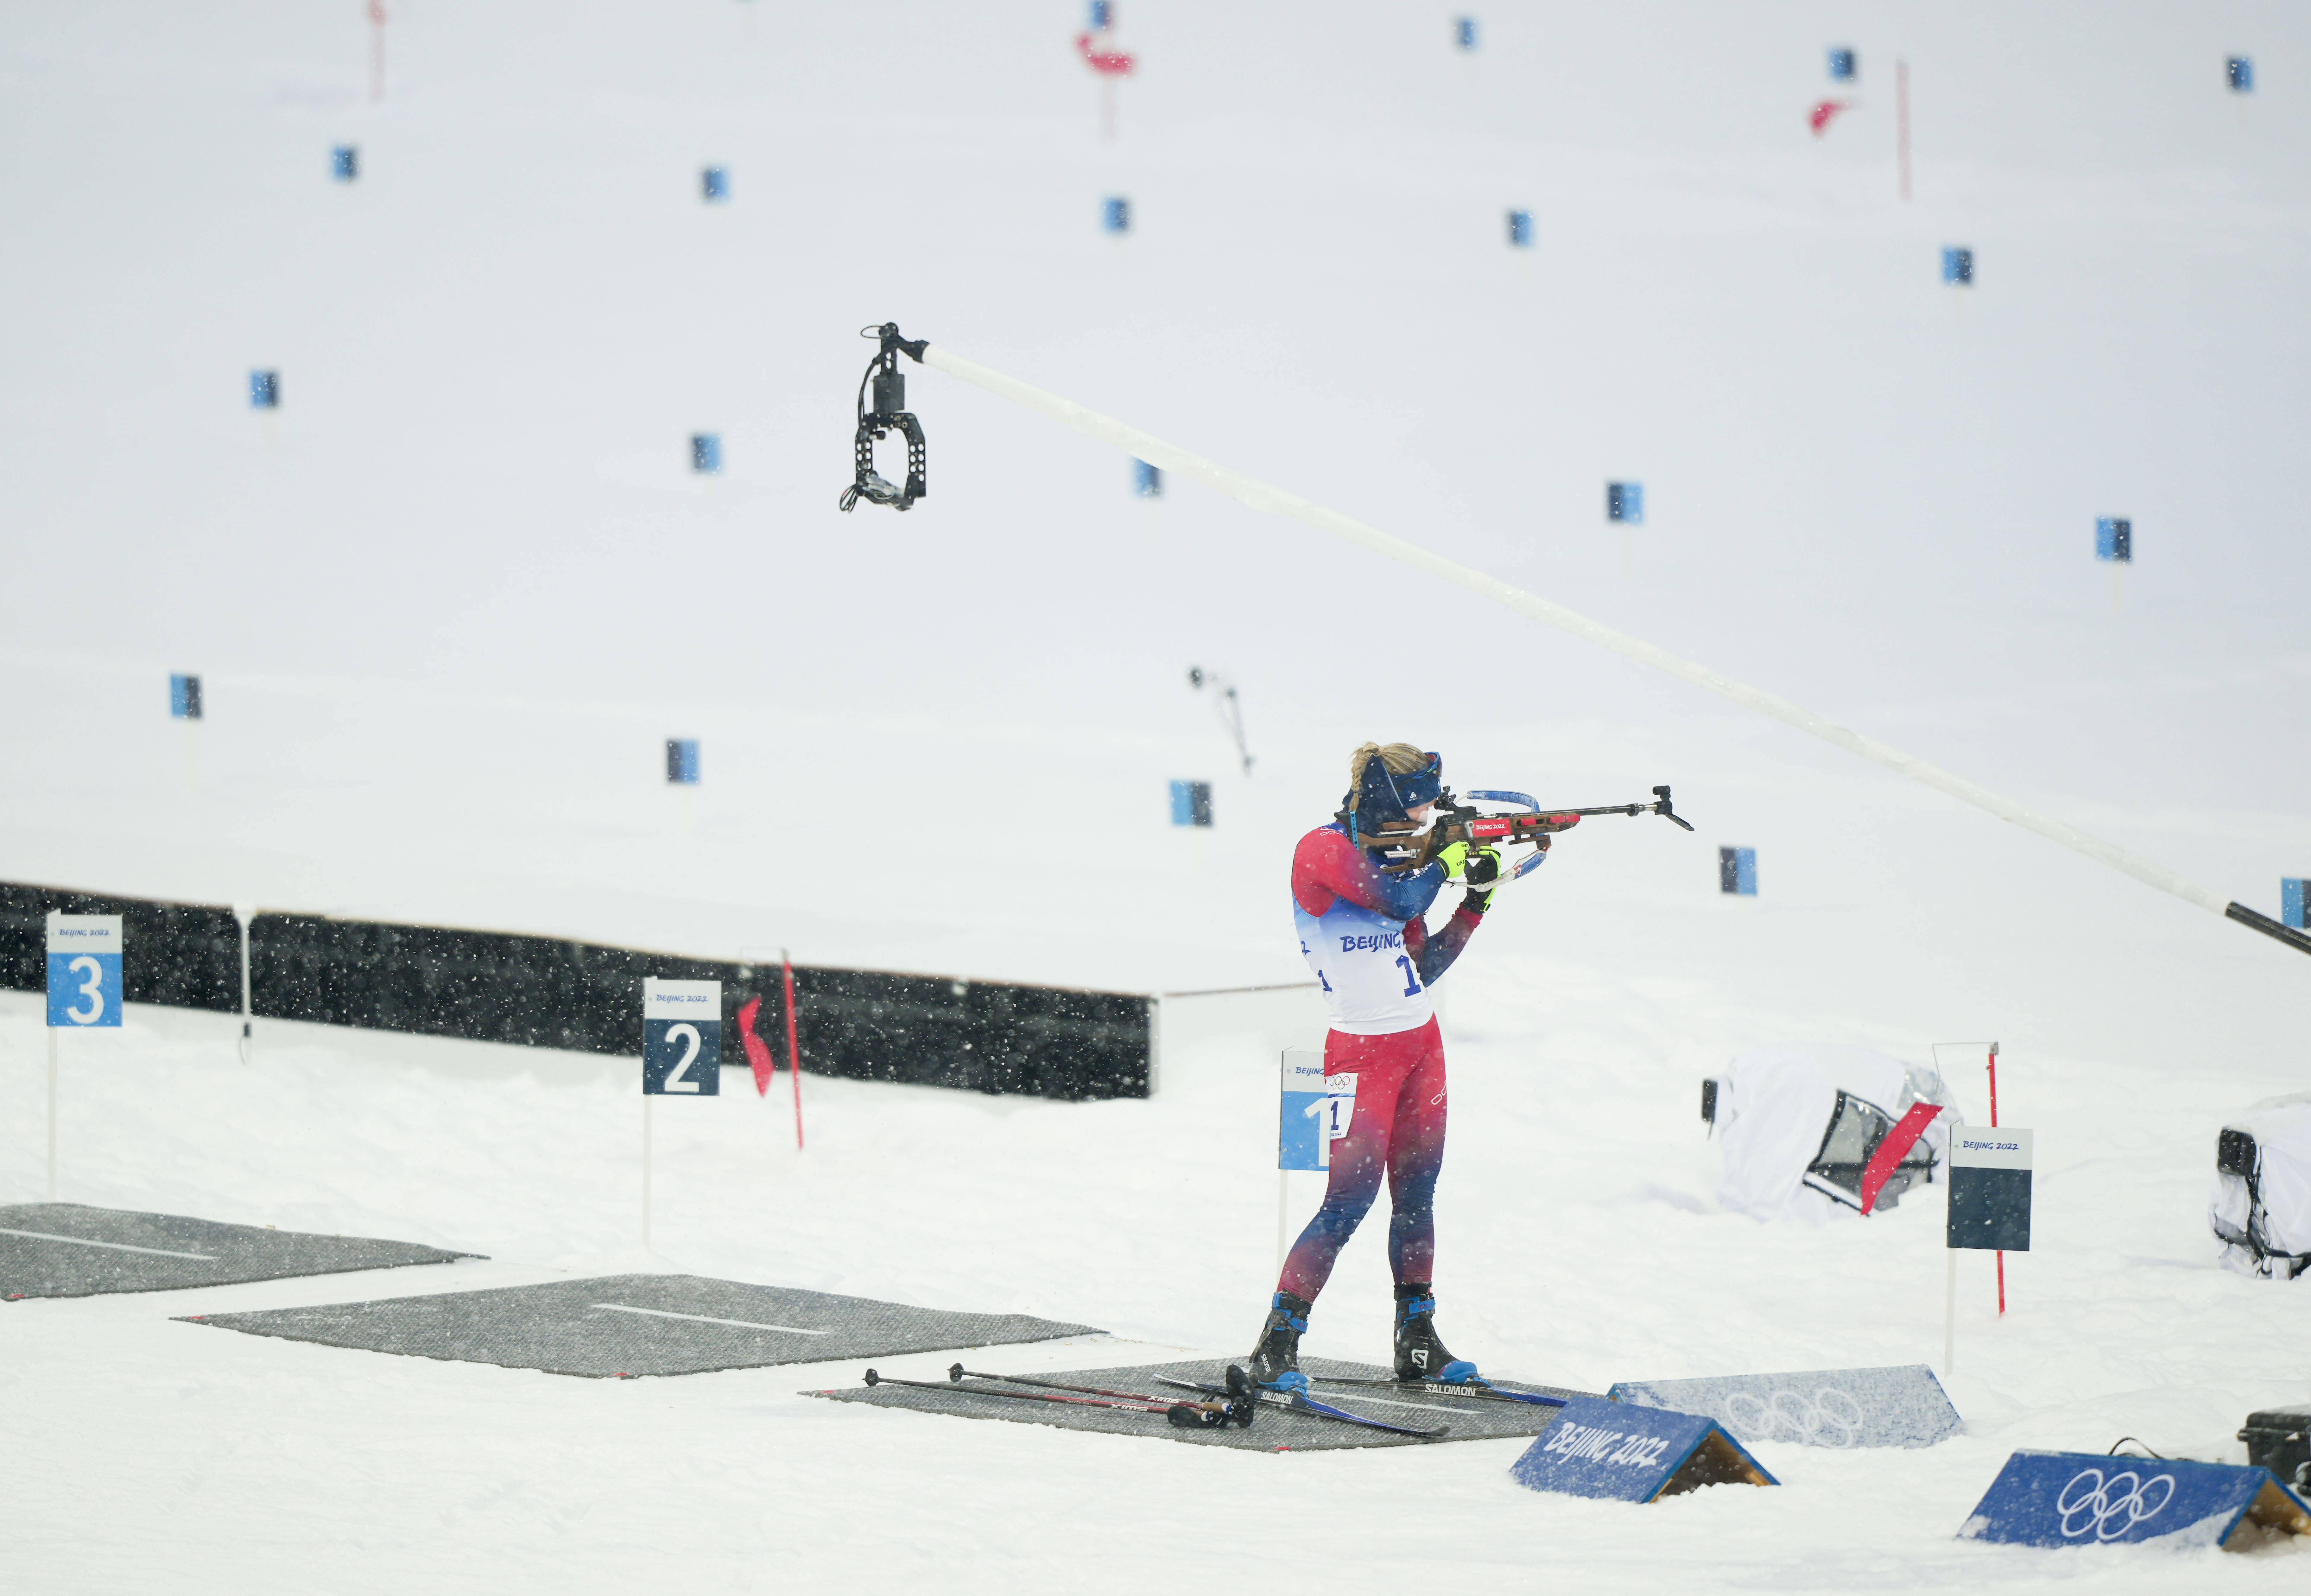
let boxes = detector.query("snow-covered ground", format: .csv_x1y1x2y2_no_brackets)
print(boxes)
4,1,2310,1589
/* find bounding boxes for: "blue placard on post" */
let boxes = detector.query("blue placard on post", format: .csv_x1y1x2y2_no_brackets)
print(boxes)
1102,196,1130,234
1510,1396,1776,1502
666,739,700,785
1828,47,1856,81
46,913,124,1029
2227,56,2254,93
1948,1127,2031,1251
1610,1365,1961,1450
701,166,728,201
249,370,280,409
1279,1048,1330,1171
643,978,721,1095
690,433,721,473
1942,247,1974,286
2283,879,2307,931
1169,780,1212,827
1606,482,1643,524
332,145,358,182
1134,459,1162,498
1088,0,1112,29
170,673,203,720
2096,517,2131,563
1455,17,1476,51
1959,1452,2309,1550
1506,209,1533,248
1719,846,1756,895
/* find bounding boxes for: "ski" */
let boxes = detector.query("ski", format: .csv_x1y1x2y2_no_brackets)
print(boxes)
1312,1374,1567,1409
946,1363,1256,1429
1153,1368,1450,1438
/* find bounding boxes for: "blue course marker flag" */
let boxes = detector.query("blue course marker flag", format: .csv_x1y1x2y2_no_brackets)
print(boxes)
666,739,700,785
1719,847,1756,895
1507,209,1533,248
332,145,358,181
1103,196,1130,234
1942,247,1974,286
1089,0,1112,29
249,370,279,409
2095,517,2131,563
1134,459,1162,498
701,166,728,201
1455,17,1477,51
1606,482,1643,524
169,673,203,720
1169,780,1212,827
690,433,721,474
1828,47,1856,81
2282,878,2306,931
2228,56,2254,93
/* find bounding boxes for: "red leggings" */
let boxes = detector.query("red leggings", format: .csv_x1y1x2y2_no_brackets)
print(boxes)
1277,1019,1448,1302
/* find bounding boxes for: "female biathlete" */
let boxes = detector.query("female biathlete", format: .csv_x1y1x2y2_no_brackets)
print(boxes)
1246,741,1509,1392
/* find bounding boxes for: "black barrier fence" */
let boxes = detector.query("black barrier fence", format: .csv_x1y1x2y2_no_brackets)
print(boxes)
0,883,1150,1101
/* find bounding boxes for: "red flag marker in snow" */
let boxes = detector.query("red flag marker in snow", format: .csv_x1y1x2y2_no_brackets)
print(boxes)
1809,99,1850,137
1076,32,1135,76
737,995,776,1097
1858,1101,1944,1214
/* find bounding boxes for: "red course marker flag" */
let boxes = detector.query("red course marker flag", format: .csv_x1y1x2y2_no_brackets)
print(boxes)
1809,99,1849,137
1858,1102,1945,1215
737,996,776,1098
1077,32,1135,76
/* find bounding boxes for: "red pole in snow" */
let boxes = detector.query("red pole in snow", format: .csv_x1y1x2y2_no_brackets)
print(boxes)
369,0,386,104
1987,1042,2004,1315
782,949,805,1151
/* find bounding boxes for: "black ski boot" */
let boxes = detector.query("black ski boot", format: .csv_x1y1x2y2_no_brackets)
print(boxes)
1247,1290,1312,1392
1393,1283,1480,1384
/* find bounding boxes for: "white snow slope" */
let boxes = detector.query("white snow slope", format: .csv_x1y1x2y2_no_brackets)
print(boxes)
3,2,2309,1590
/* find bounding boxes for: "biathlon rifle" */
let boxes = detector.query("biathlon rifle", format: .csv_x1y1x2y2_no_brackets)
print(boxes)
1368,785,1695,878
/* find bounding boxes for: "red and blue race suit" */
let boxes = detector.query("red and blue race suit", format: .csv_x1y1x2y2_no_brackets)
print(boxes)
1281,824,1483,1299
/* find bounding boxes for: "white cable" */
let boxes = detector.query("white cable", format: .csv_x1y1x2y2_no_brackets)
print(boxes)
921,342,2237,921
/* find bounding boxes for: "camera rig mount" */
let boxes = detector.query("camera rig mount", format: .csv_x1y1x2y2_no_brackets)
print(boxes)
838,322,929,512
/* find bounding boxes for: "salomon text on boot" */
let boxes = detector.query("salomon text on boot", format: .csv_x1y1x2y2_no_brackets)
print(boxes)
1248,1290,1312,1392
1393,1284,1479,1384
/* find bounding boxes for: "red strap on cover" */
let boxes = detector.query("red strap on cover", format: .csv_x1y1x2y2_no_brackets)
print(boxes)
737,996,776,1098
1859,1102,1944,1215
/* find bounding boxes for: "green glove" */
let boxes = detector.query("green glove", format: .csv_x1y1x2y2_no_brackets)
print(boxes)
1436,839,1473,879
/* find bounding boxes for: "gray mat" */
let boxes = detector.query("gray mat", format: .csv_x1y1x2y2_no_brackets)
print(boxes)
180,1274,1103,1377
2,1203,477,1300
812,1356,1595,1450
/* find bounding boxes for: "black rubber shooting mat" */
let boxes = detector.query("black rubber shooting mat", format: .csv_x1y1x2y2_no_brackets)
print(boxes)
811,1356,1595,1450
1,1202,477,1300
178,1274,1104,1377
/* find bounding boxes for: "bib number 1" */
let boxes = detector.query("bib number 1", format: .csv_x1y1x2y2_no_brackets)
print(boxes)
1395,954,1421,997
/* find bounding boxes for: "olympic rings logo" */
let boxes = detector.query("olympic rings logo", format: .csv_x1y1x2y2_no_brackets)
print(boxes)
2055,1468,2175,1541
1721,1387,1866,1448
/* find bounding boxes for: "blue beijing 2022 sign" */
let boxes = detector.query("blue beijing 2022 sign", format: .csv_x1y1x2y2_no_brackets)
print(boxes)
1510,1396,1776,1503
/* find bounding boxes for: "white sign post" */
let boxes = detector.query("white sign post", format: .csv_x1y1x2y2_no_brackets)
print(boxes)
45,912,124,1199
641,978,722,1249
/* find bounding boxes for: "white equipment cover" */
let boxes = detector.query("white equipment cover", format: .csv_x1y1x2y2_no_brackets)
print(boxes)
1712,1044,1959,1223
2210,1093,2311,1280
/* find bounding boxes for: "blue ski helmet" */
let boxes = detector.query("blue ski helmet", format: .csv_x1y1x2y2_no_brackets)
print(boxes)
1343,745,1443,835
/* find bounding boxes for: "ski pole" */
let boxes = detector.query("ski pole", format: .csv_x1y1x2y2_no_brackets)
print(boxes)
1155,1372,1449,1438
949,1363,1256,1427
863,1369,1229,1428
